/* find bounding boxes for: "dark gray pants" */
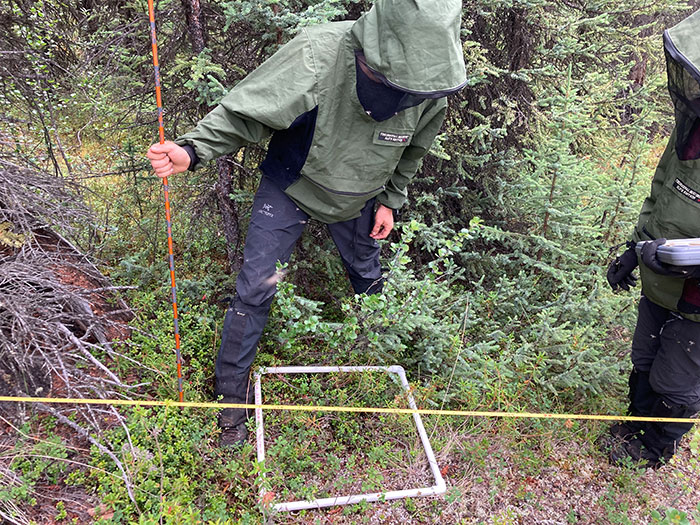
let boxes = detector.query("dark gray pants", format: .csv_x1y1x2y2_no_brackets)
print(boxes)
631,295,700,407
627,295,700,457
216,176,383,426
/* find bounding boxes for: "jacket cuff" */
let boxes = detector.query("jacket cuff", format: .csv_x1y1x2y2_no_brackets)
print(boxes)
180,144,200,171
377,190,406,211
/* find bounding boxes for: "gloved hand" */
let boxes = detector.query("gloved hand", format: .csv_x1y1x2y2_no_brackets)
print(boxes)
606,244,638,291
639,238,691,277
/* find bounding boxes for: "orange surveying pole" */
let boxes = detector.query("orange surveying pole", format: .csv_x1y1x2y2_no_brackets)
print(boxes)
147,0,184,402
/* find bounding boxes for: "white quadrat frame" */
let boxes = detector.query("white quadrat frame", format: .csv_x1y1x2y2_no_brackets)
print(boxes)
254,365,446,513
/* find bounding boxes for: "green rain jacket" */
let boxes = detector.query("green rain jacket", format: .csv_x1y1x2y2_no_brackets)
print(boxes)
633,10,700,321
175,0,467,224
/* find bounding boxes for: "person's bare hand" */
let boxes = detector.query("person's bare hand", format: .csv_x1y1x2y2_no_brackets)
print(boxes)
370,204,394,240
146,141,190,178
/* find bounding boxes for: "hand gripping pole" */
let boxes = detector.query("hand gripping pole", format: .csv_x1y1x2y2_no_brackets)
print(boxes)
147,0,184,402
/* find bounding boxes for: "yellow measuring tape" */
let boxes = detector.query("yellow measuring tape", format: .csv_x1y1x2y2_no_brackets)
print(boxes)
0,396,696,424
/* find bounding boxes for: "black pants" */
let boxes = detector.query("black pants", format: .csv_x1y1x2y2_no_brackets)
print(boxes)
215,177,383,426
627,295,700,457
631,296,700,406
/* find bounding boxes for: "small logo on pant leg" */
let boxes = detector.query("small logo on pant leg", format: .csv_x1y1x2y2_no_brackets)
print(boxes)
258,203,274,218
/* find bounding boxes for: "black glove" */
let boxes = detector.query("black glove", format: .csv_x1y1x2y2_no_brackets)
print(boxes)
640,238,687,277
606,244,638,291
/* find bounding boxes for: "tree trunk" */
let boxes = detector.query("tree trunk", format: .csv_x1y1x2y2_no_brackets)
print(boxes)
181,0,242,272
216,156,242,273
181,0,206,54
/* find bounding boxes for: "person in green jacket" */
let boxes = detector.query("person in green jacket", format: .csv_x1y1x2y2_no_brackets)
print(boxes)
147,0,467,447
604,10,700,468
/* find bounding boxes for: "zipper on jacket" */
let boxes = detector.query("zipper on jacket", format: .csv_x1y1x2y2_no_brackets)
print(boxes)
305,176,384,197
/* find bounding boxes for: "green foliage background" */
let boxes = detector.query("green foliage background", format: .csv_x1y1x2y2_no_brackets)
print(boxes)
2,0,699,522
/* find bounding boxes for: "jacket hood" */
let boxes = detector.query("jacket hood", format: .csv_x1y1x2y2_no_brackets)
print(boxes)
664,9,700,83
663,9,700,160
350,0,467,95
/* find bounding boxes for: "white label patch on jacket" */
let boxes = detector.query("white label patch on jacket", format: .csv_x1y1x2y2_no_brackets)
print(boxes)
374,130,412,145
673,178,700,204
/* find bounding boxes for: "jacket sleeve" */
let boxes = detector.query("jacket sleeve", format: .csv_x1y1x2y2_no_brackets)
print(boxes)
632,130,676,242
174,31,318,168
377,99,447,209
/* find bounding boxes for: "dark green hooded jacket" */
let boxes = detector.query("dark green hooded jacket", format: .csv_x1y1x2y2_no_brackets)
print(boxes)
634,9,700,321
175,0,467,223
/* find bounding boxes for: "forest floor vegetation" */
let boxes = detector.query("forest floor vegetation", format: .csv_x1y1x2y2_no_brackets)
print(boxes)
4,0,700,522
3,279,700,524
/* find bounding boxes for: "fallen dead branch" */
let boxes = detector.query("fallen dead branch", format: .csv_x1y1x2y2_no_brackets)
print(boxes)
0,156,142,515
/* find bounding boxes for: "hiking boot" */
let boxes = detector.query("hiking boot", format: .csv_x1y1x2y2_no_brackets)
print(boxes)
609,422,639,441
608,436,671,469
218,406,251,449
219,422,249,448
596,422,638,455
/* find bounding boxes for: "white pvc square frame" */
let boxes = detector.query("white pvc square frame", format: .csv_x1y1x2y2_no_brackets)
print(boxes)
254,365,446,513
